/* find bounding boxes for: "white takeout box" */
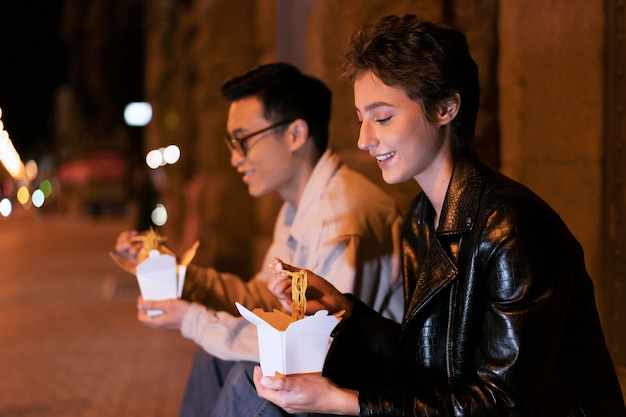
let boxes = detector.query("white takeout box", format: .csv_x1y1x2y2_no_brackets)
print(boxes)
135,249,185,316
235,302,340,376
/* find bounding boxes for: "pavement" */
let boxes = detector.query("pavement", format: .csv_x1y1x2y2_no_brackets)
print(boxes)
0,209,197,417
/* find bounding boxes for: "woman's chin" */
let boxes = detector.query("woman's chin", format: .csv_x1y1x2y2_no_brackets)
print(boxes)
381,171,407,185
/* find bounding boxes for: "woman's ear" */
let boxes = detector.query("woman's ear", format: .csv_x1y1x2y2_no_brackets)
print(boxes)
437,93,461,126
287,119,309,151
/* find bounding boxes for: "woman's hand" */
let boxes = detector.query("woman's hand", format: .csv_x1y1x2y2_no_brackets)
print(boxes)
253,366,359,415
268,258,352,316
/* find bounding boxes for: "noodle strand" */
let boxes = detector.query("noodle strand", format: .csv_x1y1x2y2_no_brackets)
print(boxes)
284,269,307,320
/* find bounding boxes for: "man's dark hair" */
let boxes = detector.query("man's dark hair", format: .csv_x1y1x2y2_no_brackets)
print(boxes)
342,15,479,152
221,62,332,154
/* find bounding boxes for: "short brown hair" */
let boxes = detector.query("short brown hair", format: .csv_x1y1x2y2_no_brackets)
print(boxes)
342,15,479,152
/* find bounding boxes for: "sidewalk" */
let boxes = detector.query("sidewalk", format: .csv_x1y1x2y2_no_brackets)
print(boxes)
0,209,196,417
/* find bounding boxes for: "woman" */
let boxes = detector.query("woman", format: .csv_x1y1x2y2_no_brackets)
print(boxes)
249,15,625,416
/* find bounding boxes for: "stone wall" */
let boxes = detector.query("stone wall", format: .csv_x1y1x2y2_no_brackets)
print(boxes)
500,1,604,290
143,0,621,361
498,2,610,330
499,2,625,361
143,0,499,276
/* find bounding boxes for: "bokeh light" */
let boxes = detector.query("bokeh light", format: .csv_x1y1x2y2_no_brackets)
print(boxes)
2,179,14,197
40,179,52,197
145,145,180,169
25,159,38,181
0,129,25,179
163,145,180,164
146,149,163,169
0,198,12,217
32,189,45,208
151,203,168,226
16,186,30,205
124,102,152,126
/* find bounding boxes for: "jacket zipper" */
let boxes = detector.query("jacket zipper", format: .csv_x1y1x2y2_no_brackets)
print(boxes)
445,282,455,384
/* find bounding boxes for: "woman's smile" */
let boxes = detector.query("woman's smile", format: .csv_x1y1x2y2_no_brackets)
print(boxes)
374,151,396,166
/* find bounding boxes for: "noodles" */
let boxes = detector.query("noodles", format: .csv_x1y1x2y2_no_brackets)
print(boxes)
132,228,174,263
284,269,307,320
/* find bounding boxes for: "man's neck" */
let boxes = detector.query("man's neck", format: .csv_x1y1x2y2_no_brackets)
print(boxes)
280,150,323,209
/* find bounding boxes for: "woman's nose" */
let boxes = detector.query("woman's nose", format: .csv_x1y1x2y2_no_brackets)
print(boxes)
357,122,377,151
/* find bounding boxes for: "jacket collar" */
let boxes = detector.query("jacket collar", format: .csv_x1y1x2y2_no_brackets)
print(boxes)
436,154,490,237
284,149,340,244
405,155,491,319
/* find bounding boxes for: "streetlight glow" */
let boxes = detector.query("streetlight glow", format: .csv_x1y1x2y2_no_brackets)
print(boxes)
124,102,153,126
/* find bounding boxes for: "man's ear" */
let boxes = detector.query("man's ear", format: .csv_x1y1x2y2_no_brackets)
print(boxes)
437,93,461,126
287,119,309,151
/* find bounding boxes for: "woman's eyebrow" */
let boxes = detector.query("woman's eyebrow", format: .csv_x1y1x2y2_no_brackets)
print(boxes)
363,101,393,112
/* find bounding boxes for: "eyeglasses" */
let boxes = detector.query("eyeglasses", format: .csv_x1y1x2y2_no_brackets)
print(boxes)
224,120,294,157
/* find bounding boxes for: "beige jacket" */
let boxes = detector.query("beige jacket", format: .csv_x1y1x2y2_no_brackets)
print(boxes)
180,149,403,361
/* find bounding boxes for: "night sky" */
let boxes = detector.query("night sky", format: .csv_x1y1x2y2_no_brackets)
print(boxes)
0,1,66,160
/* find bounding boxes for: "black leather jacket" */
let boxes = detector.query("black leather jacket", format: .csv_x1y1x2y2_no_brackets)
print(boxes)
324,155,625,416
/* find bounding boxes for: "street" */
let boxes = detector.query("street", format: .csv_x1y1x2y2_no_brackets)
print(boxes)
0,208,196,417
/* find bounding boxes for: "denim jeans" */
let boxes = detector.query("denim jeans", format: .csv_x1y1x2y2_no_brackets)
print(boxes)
179,347,238,417
211,361,297,417
210,361,335,417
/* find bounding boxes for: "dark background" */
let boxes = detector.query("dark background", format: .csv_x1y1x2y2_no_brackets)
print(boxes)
0,0,144,165
0,1,66,159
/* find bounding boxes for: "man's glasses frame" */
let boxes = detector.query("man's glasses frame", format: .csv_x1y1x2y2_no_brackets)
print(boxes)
224,119,294,157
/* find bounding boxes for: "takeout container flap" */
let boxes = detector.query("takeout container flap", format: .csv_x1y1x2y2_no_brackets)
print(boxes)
235,302,340,376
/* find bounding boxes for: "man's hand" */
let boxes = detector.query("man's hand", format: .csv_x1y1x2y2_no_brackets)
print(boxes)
114,230,142,264
137,296,191,331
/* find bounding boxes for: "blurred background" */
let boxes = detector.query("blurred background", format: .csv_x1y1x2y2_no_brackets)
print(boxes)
0,0,624,415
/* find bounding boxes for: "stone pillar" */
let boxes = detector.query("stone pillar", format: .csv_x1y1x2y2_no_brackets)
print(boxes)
499,1,606,320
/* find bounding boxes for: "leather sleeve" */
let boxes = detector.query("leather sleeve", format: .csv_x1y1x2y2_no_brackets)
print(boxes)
322,294,402,391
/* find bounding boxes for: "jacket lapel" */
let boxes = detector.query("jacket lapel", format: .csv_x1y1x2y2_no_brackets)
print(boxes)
405,239,458,318
404,156,490,321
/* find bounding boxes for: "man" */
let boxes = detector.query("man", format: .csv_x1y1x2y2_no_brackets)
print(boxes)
115,62,404,416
